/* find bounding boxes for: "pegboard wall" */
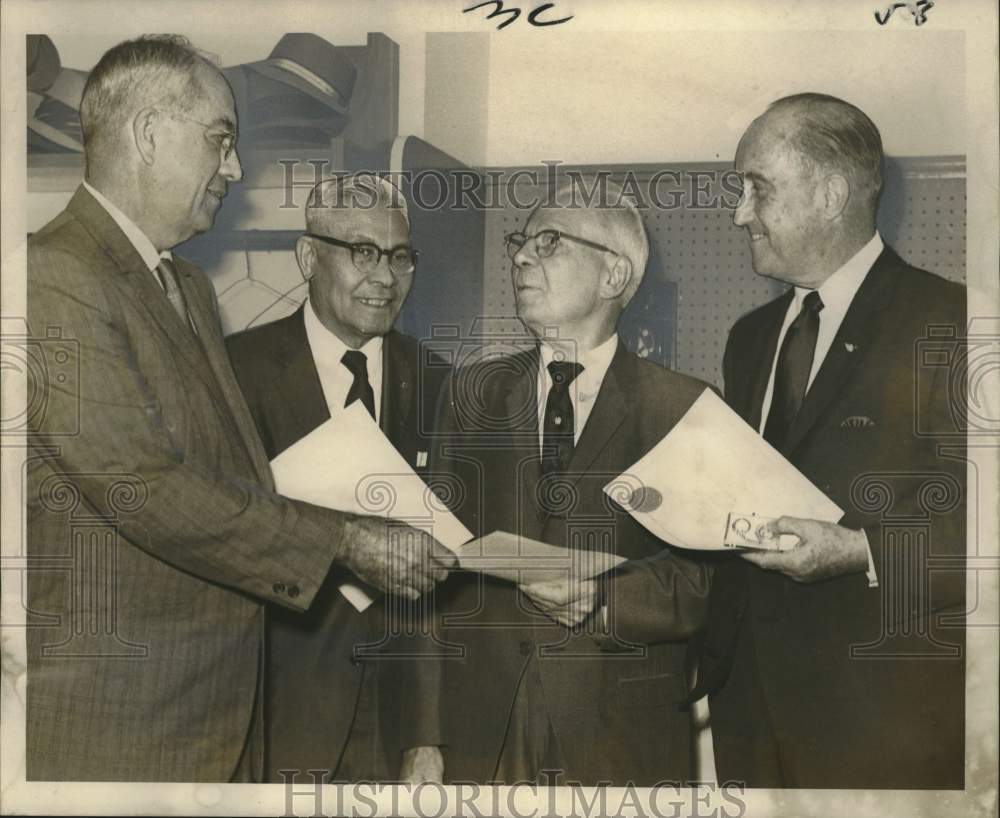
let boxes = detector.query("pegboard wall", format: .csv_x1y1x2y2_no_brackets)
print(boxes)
482,158,966,390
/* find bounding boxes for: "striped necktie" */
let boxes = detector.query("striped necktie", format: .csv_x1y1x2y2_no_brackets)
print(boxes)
155,257,197,334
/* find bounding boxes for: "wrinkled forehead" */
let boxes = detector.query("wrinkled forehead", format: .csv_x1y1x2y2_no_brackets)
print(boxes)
527,205,609,241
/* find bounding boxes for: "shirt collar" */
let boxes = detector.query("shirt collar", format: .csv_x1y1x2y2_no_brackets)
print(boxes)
539,332,618,393
303,295,383,372
83,180,169,271
792,232,884,316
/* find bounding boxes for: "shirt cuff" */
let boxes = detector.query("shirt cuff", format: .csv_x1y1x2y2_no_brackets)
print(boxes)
862,529,879,588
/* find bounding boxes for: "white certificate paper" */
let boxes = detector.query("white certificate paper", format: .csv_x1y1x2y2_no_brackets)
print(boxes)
605,390,843,551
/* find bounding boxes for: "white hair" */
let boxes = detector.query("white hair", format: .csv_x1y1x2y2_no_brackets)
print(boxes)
305,173,410,232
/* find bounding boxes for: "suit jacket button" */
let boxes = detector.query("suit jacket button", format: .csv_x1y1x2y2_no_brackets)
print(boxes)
519,640,531,656
287,584,300,598
272,582,286,594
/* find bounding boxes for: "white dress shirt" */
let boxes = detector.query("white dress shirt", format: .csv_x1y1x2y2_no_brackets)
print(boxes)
759,232,885,587
303,295,384,422
536,333,619,452
83,180,172,280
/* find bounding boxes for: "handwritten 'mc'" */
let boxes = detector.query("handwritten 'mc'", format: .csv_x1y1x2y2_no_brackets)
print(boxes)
463,0,574,30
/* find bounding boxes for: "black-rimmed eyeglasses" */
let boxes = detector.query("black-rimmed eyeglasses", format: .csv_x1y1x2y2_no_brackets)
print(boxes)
504,229,620,260
305,234,418,276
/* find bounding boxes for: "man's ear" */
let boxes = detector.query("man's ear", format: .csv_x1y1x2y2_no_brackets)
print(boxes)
295,235,316,280
133,107,159,166
822,173,851,220
602,255,633,301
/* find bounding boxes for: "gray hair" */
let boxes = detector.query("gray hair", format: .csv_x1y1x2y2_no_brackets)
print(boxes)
305,173,410,233
80,35,215,155
766,93,884,213
543,176,649,306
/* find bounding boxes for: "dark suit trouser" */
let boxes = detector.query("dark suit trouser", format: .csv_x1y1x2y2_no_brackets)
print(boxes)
333,664,390,782
493,655,567,784
707,613,783,788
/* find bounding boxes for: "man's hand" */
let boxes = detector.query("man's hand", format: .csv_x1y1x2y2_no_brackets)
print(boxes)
519,577,597,627
740,516,869,583
341,516,457,599
399,745,444,784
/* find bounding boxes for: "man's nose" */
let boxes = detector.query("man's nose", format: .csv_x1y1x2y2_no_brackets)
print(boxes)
367,256,395,285
733,188,753,227
221,147,243,183
512,242,537,268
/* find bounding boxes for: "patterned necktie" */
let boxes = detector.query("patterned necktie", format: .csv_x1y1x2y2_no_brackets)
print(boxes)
542,360,585,475
155,257,197,334
763,290,824,448
341,350,376,420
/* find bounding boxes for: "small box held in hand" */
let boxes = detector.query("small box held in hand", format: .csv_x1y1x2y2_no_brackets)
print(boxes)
724,512,798,551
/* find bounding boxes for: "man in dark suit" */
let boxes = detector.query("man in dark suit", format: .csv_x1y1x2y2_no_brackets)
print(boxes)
226,174,448,784
433,181,713,785
25,36,452,782
692,93,966,789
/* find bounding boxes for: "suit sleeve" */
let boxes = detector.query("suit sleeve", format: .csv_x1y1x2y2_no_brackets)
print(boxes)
28,245,356,612
596,545,712,646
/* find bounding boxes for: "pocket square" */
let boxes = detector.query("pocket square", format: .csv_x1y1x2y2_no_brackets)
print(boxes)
841,415,876,428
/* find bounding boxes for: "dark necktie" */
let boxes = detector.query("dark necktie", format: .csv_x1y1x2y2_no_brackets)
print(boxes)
763,290,824,448
542,360,585,475
341,350,376,420
155,257,197,334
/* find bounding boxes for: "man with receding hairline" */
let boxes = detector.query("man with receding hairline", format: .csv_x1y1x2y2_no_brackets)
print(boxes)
433,180,713,785
26,36,453,782
226,174,449,784
692,93,966,788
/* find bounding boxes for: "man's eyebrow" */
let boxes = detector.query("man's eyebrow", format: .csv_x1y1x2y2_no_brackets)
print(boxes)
208,115,237,133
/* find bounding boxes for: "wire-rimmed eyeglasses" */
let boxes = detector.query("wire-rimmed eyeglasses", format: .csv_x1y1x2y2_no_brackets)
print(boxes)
504,229,620,260
305,234,419,276
157,109,238,162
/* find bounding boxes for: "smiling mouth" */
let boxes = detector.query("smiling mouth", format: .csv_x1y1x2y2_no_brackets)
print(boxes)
749,232,767,242
358,297,392,308
207,190,225,203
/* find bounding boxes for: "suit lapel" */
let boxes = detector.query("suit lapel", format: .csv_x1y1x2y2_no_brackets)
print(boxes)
741,291,792,428
782,249,901,456
382,331,415,452
270,307,332,447
502,347,545,538
562,341,630,486
66,188,231,404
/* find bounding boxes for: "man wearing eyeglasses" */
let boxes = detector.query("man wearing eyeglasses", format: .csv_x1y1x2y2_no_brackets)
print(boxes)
25,37,453,782
432,180,713,785
226,173,449,784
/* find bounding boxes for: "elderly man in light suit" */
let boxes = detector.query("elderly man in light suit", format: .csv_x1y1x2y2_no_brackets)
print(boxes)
26,35,453,782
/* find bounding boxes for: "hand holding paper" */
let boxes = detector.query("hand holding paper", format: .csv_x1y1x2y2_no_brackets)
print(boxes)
271,403,471,610
740,516,870,582
604,390,843,551
519,576,598,628
338,515,457,600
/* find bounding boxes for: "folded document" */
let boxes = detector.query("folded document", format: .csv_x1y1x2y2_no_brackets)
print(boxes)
272,404,624,610
604,390,843,551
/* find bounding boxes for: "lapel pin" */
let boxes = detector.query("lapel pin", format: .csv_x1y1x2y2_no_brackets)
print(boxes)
416,451,428,468
844,342,857,353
